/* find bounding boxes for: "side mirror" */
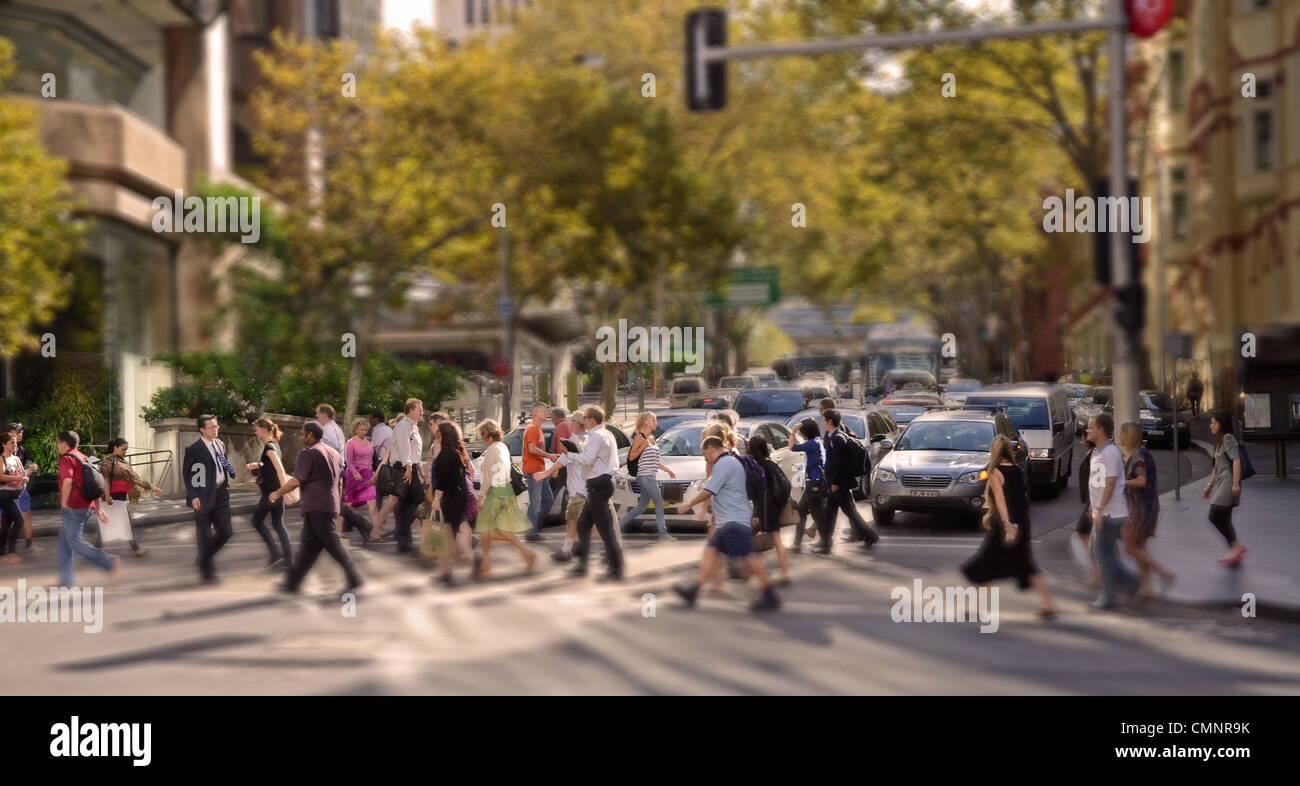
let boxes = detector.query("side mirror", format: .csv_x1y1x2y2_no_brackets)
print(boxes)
1053,422,1065,435
878,439,894,451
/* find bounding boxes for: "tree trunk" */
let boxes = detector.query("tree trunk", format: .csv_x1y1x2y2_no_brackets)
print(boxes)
344,290,382,427
602,363,618,424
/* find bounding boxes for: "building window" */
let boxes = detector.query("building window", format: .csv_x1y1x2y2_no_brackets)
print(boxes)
316,0,340,39
1253,109,1275,171
1167,50,1184,110
1170,167,1189,239
482,0,491,24
466,0,475,25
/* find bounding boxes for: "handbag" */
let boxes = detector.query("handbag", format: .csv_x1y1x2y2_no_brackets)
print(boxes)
510,464,527,496
752,531,774,552
273,448,300,507
377,462,410,499
778,501,801,527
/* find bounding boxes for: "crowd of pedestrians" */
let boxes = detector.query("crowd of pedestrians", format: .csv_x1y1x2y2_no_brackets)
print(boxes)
0,396,1262,622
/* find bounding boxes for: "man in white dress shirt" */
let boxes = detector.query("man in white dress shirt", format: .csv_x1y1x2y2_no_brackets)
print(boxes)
316,404,347,454
383,398,424,553
556,406,623,580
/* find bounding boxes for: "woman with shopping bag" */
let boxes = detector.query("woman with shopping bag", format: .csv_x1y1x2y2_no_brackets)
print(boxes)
99,438,160,558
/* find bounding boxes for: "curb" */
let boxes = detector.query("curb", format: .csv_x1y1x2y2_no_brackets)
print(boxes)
30,497,263,539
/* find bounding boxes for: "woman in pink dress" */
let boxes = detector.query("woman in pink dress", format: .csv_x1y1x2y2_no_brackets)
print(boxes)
344,418,380,532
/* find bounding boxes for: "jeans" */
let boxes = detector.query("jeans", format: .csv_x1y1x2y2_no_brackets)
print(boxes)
525,475,554,536
57,507,115,586
1092,515,1139,606
794,486,827,548
0,495,21,555
619,477,668,536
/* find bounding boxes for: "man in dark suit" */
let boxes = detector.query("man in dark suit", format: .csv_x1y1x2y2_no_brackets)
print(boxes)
185,414,237,582
822,409,878,552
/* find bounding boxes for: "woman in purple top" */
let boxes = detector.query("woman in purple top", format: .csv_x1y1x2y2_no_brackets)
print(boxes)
344,418,380,531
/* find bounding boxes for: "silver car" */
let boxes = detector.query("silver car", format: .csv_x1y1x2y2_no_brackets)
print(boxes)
869,408,1029,527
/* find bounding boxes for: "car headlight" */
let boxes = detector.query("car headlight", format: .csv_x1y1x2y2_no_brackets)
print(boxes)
958,469,988,484
1028,448,1050,459
874,468,896,483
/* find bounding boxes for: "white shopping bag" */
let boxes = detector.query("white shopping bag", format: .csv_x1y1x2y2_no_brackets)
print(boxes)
99,502,134,543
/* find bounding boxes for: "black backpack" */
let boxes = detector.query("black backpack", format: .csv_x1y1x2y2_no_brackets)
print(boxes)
841,428,869,478
764,459,791,507
68,452,107,501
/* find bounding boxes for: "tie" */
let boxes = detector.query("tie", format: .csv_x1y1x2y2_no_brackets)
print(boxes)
213,442,236,482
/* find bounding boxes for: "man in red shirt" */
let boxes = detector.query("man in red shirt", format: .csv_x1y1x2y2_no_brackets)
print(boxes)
57,431,118,586
522,402,552,542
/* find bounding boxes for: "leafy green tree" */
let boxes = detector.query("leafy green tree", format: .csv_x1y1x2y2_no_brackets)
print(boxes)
0,37,87,356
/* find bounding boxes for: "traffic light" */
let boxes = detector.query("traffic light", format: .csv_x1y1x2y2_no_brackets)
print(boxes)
686,8,727,111
1115,284,1146,334
1091,177,1140,285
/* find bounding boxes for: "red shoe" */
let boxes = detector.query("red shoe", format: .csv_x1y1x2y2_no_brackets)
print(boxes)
1218,548,1246,567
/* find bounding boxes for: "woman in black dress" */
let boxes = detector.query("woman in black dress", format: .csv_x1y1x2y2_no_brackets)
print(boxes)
246,418,293,569
961,435,1058,619
431,421,474,587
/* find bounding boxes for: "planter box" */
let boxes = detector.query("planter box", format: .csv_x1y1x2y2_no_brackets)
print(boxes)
147,414,309,494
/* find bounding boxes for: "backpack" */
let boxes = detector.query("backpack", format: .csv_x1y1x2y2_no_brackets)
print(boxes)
67,452,107,501
763,459,791,507
840,427,869,478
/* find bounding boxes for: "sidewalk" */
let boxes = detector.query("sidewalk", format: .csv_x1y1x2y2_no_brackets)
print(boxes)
28,483,264,538
1070,473,1300,619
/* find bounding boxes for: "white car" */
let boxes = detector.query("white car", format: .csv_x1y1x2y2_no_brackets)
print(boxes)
611,419,806,530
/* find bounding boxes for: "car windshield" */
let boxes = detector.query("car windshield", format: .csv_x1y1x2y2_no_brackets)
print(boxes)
502,426,553,455
720,377,754,389
881,404,928,421
736,390,805,416
964,396,1051,430
1064,384,1088,398
946,379,981,393
1141,392,1176,410
658,423,751,456
896,421,996,452
673,379,703,394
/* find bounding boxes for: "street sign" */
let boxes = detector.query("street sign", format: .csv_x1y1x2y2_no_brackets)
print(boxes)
496,296,513,317
493,359,510,378
706,266,780,307
1127,0,1174,38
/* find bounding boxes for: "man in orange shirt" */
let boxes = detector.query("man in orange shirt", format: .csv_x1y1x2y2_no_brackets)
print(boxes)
522,402,551,542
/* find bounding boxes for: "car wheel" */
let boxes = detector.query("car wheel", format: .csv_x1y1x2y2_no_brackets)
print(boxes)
871,503,894,527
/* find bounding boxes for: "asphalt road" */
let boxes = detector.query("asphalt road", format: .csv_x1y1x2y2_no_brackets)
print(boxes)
6,438,1295,695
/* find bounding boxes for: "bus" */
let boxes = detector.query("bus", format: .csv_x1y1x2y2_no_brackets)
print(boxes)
863,322,940,400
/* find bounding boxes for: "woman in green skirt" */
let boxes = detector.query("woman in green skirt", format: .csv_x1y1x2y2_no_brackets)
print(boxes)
474,419,537,578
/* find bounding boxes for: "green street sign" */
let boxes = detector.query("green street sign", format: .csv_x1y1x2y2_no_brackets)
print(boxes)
706,266,781,308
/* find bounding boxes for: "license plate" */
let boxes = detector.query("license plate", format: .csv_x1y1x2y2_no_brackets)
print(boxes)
909,490,940,497
1147,429,1164,436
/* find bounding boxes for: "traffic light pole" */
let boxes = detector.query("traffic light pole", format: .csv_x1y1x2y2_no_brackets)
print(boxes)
1105,0,1139,429
689,2,1140,423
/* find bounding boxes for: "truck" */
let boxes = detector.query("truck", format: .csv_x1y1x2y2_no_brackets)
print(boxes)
862,321,940,400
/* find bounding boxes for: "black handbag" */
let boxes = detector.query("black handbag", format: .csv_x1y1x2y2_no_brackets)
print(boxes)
510,464,527,496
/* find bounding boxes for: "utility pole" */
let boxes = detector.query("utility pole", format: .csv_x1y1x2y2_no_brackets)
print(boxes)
1107,0,1139,428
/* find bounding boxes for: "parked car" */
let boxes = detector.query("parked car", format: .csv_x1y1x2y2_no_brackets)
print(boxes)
878,392,944,428
1073,386,1113,436
963,382,1074,494
1138,389,1192,448
734,387,815,419
1062,383,1089,424
471,421,633,523
669,375,708,408
785,404,902,499
942,377,983,407
719,375,760,390
869,408,1029,527
687,388,740,409
612,418,805,530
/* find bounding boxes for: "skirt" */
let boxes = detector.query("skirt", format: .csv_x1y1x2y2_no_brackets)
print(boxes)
344,465,377,507
475,485,530,535
961,519,1039,590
